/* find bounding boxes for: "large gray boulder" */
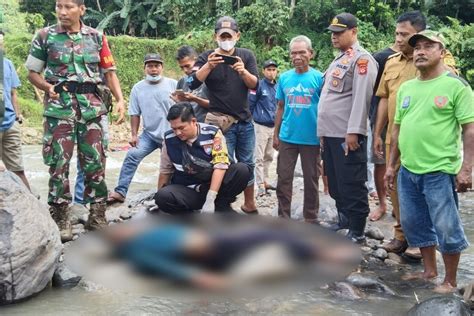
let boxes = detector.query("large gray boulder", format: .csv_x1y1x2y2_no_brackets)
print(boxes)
0,171,62,304
407,296,471,316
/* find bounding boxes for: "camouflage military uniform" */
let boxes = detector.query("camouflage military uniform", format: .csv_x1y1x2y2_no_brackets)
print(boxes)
25,23,115,205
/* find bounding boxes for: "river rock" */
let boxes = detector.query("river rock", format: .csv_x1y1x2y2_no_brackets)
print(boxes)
346,272,397,296
407,296,470,316
126,189,156,208
384,259,398,266
366,238,380,250
70,204,89,225
373,249,388,260
387,252,405,264
72,224,85,235
52,262,81,288
365,227,384,240
329,281,365,300
0,171,62,304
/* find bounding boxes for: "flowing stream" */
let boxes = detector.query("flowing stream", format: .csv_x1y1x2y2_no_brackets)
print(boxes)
2,145,473,315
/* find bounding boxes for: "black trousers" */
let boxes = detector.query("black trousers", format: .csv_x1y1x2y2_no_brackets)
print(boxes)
322,136,369,236
154,162,250,214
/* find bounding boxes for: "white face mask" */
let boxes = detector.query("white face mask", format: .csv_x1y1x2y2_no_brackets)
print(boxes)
146,74,161,83
218,40,236,52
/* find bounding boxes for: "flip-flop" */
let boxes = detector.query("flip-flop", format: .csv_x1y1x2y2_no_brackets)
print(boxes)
106,192,125,205
240,206,259,215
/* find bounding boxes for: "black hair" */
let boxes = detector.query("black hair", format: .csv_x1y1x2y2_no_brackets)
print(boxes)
167,102,195,122
176,45,198,61
397,11,426,32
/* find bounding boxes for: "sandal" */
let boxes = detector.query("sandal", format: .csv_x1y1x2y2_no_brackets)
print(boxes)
241,206,259,215
106,191,125,205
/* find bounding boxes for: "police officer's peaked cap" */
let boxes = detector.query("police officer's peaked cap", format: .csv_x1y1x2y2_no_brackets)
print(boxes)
327,13,358,32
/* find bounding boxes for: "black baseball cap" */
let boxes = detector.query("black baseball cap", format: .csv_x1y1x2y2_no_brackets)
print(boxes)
144,53,163,64
327,13,358,32
263,60,278,68
215,16,239,36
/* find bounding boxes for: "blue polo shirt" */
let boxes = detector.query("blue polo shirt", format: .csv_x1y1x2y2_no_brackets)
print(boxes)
1,58,21,131
276,67,323,145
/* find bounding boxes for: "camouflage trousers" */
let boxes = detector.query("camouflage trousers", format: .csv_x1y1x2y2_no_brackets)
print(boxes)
42,115,107,205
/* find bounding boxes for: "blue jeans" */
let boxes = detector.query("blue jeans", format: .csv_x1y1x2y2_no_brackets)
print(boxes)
114,132,162,197
224,121,255,186
74,115,109,205
398,166,469,254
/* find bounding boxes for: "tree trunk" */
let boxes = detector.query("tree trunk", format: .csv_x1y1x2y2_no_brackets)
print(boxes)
290,0,296,17
96,0,102,12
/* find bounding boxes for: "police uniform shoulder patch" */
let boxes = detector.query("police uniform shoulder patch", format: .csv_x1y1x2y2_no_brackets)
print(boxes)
356,58,369,75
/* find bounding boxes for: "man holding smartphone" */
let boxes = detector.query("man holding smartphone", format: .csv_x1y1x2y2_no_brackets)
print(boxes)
188,16,259,214
172,45,209,122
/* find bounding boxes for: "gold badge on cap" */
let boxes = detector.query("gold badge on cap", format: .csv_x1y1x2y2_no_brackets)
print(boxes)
331,18,339,25
222,21,231,28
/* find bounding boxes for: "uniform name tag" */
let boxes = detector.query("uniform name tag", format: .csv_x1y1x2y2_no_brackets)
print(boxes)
199,140,214,146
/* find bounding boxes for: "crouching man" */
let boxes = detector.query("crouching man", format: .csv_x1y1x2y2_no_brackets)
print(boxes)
155,102,250,214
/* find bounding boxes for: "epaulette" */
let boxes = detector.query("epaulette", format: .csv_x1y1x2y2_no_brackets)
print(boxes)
387,52,402,60
447,73,469,87
200,124,219,133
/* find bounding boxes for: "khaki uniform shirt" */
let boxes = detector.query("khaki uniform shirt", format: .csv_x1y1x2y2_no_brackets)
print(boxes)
318,42,378,137
376,51,457,144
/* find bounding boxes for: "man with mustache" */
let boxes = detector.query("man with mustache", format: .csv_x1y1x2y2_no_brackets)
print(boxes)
25,0,125,241
374,11,458,258
385,30,473,293
317,13,377,243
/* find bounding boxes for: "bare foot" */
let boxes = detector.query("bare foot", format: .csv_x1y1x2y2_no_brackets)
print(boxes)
433,282,456,294
369,192,379,200
369,206,387,221
402,271,437,281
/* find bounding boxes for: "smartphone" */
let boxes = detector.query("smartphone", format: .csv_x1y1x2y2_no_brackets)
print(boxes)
174,89,185,96
215,54,238,65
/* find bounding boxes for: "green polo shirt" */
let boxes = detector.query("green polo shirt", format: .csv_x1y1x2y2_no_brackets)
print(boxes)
394,72,474,175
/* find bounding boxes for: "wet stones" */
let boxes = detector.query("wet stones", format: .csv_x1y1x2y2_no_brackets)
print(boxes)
373,249,388,260
52,262,81,288
328,281,366,300
346,272,397,296
407,296,471,316
365,227,384,241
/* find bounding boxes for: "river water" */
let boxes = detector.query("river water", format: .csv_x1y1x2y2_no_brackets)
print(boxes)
2,146,473,315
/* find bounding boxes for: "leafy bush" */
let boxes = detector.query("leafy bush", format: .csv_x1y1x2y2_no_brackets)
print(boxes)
18,96,43,127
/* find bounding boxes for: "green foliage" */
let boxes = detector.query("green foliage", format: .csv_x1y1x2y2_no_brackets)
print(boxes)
18,96,43,127
1,0,31,35
236,0,290,47
24,13,45,34
291,0,337,30
438,17,474,82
